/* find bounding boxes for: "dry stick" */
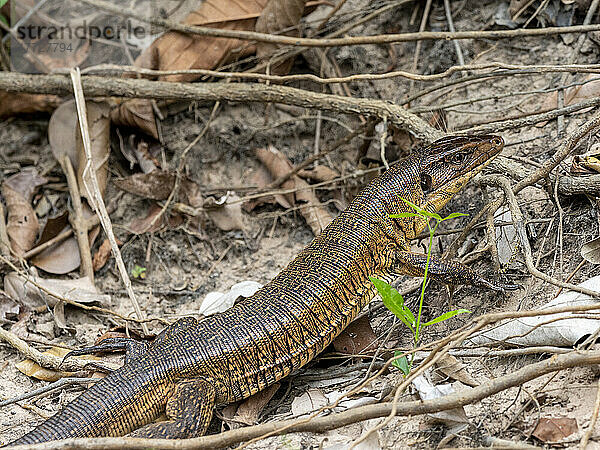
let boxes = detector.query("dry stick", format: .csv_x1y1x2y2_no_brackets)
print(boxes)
62,156,94,283
443,0,464,67
75,61,600,85
480,175,600,298
0,73,441,143
581,377,600,448
0,327,119,372
78,0,600,47
460,95,600,135
0,378,98,408
409,0,433,93
69,68,148,335
12,350,600,450
556,0,600,134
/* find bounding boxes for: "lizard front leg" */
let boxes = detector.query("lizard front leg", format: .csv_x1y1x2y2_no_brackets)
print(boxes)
394,251,518,292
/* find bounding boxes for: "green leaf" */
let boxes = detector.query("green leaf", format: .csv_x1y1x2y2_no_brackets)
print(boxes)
370,277,415,329
441,212,468,221
389,212,420,219
422,309,471,327
400,197,427,215
0,14,7,27
429,212,442,221
131,264,147,279
0,0,8,9
392,351,411,376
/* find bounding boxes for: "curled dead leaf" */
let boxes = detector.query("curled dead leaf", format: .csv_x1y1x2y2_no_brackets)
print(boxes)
2,168,47,256
110,98,160,141
93,237,123,272
204,193,246,232
4,271,110,309
532,417,578,443
128,203,184,235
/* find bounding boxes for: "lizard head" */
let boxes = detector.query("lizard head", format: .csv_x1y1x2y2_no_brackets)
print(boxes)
416,134,504,214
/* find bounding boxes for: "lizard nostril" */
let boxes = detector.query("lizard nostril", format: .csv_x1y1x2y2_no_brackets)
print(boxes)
491,137,503,147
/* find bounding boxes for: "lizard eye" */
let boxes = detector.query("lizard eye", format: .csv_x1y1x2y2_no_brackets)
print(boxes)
420,173,432,193
449,152,467,164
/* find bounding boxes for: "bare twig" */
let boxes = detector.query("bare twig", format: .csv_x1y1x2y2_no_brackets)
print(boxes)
70,68,148,335
0,327,118,372
0,378,99,408
0,73,441,143
77,0,600,47
62,156,94,283
443,0,465,66
409,0,433,93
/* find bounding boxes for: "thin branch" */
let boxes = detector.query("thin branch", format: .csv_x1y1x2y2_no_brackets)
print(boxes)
0,72,442,142
77,0,600,47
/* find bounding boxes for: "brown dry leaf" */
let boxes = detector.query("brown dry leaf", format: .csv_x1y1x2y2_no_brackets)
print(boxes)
254,0,307,74
49,100,111,203
255,146,333,235
243,165,291,212
298,165,339,183
31,206,99,275
532,417,578,442
114,171,176,200
128,203,184,235
93,237,123,272
0,91,60,118
113,171,204,209
4,271,110,309
434,354,480,387
332,315,377,355
16,346,99,382
110,99,160,141
135,0,269,82
227,383,280,429
2,168,47,256
538,74,600,125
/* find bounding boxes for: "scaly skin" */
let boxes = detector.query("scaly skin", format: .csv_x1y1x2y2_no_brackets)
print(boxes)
7,134,514,445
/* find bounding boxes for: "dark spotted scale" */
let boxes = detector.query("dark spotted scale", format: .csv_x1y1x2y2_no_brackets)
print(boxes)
8,135,516,445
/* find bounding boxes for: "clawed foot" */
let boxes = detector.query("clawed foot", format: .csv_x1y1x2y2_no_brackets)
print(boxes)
479,277,520,293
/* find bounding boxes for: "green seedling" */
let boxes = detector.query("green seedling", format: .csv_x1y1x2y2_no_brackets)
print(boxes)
131,264,147,279
371,199,470,375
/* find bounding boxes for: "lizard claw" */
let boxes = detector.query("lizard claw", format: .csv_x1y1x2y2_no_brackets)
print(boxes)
479,278,520,293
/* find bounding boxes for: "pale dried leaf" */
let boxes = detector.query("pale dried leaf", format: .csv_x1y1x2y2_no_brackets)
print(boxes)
110,99,160,141
538,74,600,124
255,0,306,74
128,203,183,235
582,237,600,264
133,141,159,174
494,206,517,267
0,91,60,118
298,165,339,183
205,193,246,231
16,346,99,382
2,168,47,256
412,373,469,425
4,272,110,309
200,281,262,316
532,417,579,442
93,238,121,272
230,382,280,428
470,275,600,347
114,171,176,200
49,100,79,170
0,293,21,324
